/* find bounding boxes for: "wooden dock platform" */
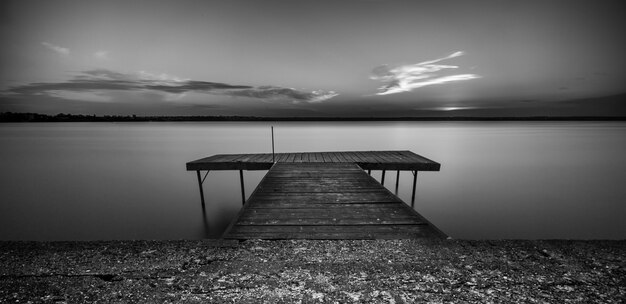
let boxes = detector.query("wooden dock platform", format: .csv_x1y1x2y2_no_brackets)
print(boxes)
186,150,441,171
186,150,444,239
222,162,445,239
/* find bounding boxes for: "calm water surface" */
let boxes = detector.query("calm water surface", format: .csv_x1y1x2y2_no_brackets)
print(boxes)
1,122,625,240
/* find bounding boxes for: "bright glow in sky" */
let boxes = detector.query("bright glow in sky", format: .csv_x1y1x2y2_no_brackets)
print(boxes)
1,0,625,117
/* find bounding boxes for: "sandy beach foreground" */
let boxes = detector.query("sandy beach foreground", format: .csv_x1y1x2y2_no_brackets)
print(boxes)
1,239,624,303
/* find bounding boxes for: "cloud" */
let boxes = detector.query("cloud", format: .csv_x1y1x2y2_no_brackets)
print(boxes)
423,106,477,111
93,51,109,60
370,51,479,95
4,69,338,103
228,86,338,103
48,90,113,102
41,42,70,56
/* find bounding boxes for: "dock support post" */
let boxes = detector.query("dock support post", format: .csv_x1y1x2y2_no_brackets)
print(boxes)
395,170,400,194
411,170,418,207
381,170,386,186
196,170,210,210
239,170,246,205
368,169,371,176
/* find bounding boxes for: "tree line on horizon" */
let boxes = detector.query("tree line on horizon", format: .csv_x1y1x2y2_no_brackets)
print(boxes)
1,112,625,122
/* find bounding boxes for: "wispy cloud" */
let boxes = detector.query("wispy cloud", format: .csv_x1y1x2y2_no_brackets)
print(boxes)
5,69,338,103
421,106,478,111
93,50,109,60
227,86,338,104
41,42,70,56
370,51,479,95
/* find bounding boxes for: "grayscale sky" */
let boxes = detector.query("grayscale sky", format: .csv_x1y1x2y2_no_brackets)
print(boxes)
1,0,625,117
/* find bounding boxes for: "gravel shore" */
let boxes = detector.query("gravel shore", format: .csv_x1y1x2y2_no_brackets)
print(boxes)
1,239,624,303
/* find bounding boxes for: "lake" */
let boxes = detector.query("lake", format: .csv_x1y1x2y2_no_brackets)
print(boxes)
1,121,625,240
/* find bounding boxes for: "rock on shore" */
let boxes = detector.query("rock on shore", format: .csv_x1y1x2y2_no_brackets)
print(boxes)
1,239,624,303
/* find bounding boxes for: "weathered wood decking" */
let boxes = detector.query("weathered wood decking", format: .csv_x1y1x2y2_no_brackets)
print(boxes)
221,162,445,239
186,150,441,171
187,150,443,239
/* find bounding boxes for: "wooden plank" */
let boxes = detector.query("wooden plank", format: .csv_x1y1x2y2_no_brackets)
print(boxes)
233,154,257,162
318,152,326,162
341,151,359,163
327,152,337,162
288,153,298,163
325,152,337,162
366,151,387,164
258,184,383,190
329,152,343,162
266,167,362,172
363,151,381,163
371,151,389,164
225,225,440,240
390,151,412,163
400,150,436,164
237,218,423,226
197,154,227,162
333,152,346,162
236,207,421,219
314,152,322,162
267,170,369,174
347,151,363,163
380,151,406,163
251,192,396,199
293,153,302,163
248,202,400,209
319,152,327,162
301,152,310,162
260,179,375,184
187,161,272,171
259,178,381,185
333,152,348,162
247,153,269,163
250,193,397,202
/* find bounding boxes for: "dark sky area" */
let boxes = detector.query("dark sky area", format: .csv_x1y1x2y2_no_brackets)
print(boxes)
1,0,625,117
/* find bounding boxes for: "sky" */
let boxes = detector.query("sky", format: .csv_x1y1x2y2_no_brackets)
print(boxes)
1,0,625,117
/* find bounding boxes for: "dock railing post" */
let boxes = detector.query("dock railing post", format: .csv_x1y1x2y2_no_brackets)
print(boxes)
381,170,386,186
239,170,246,205
411,170,418,207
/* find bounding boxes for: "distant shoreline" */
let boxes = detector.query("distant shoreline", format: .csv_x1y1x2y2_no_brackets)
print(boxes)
2,112,626,122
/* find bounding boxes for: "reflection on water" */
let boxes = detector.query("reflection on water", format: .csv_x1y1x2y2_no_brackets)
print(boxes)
1,121,625,240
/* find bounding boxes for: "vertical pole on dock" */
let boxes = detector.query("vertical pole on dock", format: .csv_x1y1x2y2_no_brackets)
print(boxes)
239,170,246,205
411,170,418,207
196,170,206,210
368,169,371,176
271,126,275,163
395,170,400,194
381,170,386,186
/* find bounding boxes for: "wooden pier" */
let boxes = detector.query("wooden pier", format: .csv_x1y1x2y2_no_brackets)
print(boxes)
186,151,444,239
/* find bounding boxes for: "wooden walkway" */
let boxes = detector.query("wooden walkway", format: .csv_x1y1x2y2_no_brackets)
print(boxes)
186,150,441,171
187,150,443,239
221,162,446,239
